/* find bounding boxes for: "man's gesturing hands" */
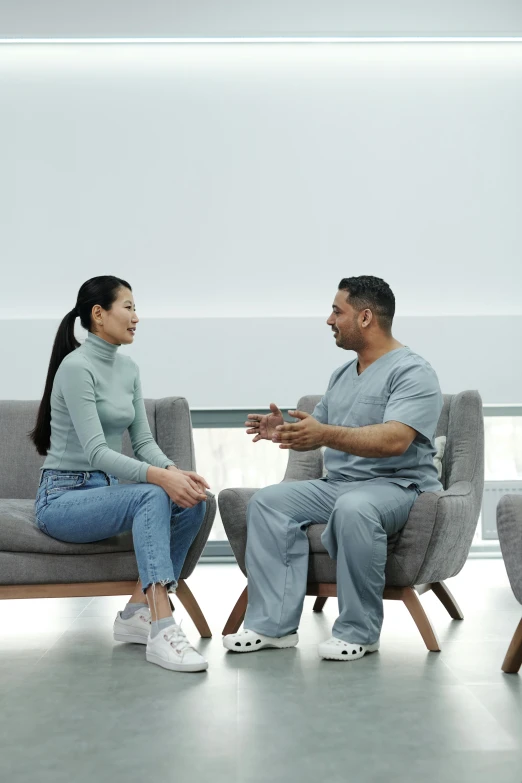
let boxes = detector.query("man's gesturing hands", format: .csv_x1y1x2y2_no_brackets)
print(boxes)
273,410,325,450
245,403,285,442
246,405,324,451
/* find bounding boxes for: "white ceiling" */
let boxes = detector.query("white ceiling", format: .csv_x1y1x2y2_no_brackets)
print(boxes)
1,0,521,39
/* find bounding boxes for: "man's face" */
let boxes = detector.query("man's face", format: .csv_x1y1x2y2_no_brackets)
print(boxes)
326,289,365,351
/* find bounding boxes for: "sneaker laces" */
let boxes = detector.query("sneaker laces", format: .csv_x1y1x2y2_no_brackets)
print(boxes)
164,621,196,655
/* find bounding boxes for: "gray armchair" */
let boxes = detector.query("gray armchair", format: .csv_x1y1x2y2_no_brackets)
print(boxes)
497,495,522,673
219,390,484,650
0,397,215,637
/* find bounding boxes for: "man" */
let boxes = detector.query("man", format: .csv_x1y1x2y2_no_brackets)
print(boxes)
223,275,443,662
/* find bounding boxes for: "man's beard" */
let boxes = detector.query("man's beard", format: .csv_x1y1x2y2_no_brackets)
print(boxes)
338,329,363,352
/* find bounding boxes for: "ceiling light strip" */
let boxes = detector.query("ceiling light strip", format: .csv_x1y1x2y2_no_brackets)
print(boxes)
0,36,521,44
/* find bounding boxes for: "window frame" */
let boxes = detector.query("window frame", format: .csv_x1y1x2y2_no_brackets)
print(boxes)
195,405,522,558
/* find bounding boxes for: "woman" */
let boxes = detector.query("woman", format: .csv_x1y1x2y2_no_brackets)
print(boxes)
31,276,209,673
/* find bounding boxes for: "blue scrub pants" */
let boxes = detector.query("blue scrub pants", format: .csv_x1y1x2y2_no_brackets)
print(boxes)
244,477,418,645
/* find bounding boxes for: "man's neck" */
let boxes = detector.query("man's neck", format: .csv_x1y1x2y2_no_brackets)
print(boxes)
356,338,404,375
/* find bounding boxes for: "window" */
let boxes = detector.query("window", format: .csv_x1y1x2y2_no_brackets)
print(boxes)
478,412,522,545
193,426,289,543
484,416,522,481
193,407,522,555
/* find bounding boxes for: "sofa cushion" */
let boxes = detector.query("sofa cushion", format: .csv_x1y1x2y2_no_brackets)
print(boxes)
433,436,446,480
0,550,138,585
307,553,337,583
0,499,134,555
307,524,328,553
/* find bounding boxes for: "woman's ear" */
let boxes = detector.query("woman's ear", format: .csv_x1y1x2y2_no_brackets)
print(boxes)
92,304,103,327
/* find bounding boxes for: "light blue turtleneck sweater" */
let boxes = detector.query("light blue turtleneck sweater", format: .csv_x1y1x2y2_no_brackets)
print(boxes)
42,332,174,482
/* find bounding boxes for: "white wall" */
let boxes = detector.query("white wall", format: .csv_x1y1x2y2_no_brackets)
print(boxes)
2,316,522,407
1,41,521,405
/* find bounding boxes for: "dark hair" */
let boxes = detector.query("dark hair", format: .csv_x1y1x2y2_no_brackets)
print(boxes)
338,275,395,332
30,275,131,455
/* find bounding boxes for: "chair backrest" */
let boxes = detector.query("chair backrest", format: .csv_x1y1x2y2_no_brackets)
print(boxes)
0,397,196,499
285,391,484,585
283,395,324,482
393,390,484,585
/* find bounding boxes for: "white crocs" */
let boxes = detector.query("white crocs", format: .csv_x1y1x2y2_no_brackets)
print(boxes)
318,637,380,661
223,628,298,653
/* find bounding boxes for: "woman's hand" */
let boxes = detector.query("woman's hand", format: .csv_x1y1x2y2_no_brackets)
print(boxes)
147,466,208,508
168,465,210,496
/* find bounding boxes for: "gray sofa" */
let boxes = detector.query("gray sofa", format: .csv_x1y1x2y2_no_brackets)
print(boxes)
497,495,522,673
0,397,215,637
219,390,484,650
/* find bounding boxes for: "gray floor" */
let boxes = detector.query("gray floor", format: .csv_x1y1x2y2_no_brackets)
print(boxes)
1,560,521,783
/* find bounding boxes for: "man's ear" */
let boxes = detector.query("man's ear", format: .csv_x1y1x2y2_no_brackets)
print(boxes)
361,308,373,328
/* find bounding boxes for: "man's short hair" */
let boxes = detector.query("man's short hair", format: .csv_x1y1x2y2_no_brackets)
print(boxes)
338,275,395,332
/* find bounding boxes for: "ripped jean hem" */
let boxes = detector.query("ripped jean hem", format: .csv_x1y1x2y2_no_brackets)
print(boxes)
141,577,178,595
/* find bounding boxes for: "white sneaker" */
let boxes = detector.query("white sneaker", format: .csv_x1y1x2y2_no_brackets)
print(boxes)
113,608,151,645
223,628,298,653
318,636,380,661
146,621,208,673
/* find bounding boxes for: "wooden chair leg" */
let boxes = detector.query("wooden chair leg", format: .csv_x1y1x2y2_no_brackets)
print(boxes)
430,581,464,620
175,579,212,638
502,618,522,674
222,586,248,636
313,597,328,613
401,586,441,652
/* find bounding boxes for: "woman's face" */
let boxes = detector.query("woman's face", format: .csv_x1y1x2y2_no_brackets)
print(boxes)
92,287,139,345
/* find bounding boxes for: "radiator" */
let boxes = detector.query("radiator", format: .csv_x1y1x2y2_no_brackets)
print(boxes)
482,481,522,540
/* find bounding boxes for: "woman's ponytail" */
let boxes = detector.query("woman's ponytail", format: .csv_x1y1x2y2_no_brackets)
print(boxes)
30,309,80,455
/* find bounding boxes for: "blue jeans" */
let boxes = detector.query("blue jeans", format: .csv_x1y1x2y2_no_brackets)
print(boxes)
35,469,206,592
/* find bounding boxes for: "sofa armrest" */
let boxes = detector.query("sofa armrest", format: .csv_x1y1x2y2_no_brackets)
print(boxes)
179,492,216,579
218,488,259,576
154,396,196,471
436,481,473,498
497,495,522,605
386,481,480,587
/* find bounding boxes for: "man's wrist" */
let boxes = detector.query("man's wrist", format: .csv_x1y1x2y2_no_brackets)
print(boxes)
317,423,329,448
321,424,348,451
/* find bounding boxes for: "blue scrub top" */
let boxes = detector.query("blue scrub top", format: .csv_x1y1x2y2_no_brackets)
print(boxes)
313,347,443,493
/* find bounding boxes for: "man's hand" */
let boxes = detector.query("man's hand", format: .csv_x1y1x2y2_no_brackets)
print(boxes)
245,403,284,442
272,410,325,450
